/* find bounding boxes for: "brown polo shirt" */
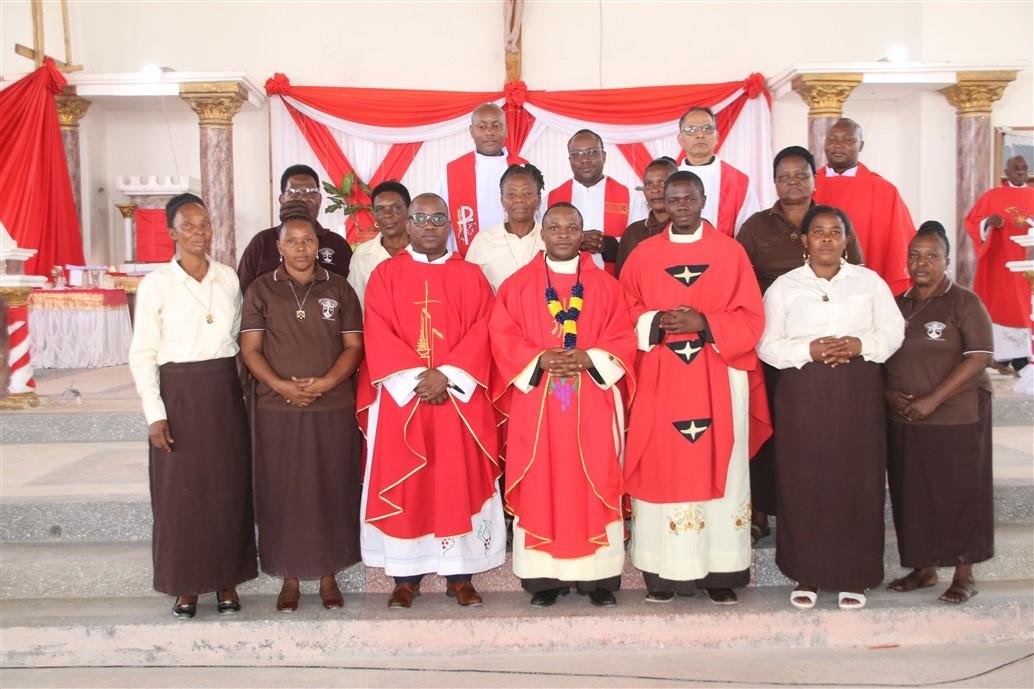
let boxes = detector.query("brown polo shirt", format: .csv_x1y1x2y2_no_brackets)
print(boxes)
237,223,353,295
614,211,668,278
241,266,363,412
885,279,993,426
737,201,864,294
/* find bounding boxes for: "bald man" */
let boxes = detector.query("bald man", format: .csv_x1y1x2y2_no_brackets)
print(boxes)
813,118,916,294
439,103,528,257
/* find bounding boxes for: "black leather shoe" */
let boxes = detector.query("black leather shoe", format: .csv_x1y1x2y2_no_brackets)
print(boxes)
217,594,242,614
530,587,569,607
172,596,197,619
645,590,675,603
706,587,739,605
584,588,616,607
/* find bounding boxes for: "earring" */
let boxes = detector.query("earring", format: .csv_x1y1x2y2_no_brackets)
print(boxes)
279,254,284,263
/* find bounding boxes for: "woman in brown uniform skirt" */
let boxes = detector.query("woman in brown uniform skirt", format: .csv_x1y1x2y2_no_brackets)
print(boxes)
129,193,257,618
240,212,364,612
885,222,994,604
736,147,863,542
757,205,905,610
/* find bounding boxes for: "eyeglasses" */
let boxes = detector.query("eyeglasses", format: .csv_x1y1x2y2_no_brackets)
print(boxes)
373,204,405,216
569,148,604,161
408,212,450,227
283,187,320,197
680,124,716,135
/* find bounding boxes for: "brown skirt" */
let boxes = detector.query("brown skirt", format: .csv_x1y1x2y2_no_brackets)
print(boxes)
887,389,994,568
749,363,779,515
150,357,257,595
253,407,362,578
774,359,886,591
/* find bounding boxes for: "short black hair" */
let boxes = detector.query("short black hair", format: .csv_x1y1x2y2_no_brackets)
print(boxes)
279,164,320,193
801,204,853,236
916,220,950,254
542,201,583,227
500,163,545,193
663,170,705,197
567,128,604,149
277,210,317,238
679,106,716,130
371,180,411,207
645,156,679,177
773,146,815,177
165,193,205,228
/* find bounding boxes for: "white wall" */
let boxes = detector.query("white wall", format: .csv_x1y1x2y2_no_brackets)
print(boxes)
1,0,1030,265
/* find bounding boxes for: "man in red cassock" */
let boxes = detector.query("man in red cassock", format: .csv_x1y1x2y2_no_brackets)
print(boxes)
490,202,637,608
358,193,505,609
813,118,915,295
547,129,631,275
965,155,1034,373
620,171,771,606
438,103,528,257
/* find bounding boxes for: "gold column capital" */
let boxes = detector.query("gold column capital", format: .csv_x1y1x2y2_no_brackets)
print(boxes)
114,203,137,219
940,71,1019,116
791,73,863,118
0,286,35,307
179,82,248,127
55,92,91,129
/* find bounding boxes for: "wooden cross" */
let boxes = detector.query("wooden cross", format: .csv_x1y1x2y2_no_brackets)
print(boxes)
504,0,523,82
13,0,83,72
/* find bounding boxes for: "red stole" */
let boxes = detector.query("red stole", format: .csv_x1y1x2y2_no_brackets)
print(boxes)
814,163,915,295
490,253,637,558
547,177,631,240
356,252,501,539
964,184,1034,327
716,161,749,237
446,150,527,258
619,223,771,503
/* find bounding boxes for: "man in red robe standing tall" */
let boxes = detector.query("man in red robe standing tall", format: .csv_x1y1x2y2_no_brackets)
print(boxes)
490,202,637,608
621,171,770,605
358,193,505,609
814,118,915,295
965,154,1034,374
439,103,527,257
547,130,631,275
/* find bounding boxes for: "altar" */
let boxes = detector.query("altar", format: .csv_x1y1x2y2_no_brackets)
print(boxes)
28,288,132,369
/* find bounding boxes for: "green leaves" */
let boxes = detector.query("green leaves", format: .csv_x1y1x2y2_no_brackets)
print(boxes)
322,173,373,216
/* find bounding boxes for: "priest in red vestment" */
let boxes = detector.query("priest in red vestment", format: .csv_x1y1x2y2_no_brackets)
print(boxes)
547,129,631,275
357,193,505,609
620,171,771,605
813,118,915,295
490,202,637,608
965,155,1034,372
439,103,528,257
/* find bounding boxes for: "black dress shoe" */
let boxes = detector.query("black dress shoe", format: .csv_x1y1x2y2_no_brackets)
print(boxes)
582,588,616,607
706,587,739,605
172,597,197,619
645,590,675,603
217,595,242,614
530,587,569,607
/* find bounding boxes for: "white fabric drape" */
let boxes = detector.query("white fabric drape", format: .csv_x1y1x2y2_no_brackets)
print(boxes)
29,307,132,369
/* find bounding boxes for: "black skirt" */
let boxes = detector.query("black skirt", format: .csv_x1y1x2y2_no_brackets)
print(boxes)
749,362,779,515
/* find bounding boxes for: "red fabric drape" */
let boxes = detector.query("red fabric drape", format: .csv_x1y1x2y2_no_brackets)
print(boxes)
503,80,535,162
0,59,85,275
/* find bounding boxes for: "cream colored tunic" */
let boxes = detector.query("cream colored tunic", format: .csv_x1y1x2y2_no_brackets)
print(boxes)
464,222,544,293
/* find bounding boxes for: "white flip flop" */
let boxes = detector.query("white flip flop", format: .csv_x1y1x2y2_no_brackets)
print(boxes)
790,588,817,609
838,591,867,610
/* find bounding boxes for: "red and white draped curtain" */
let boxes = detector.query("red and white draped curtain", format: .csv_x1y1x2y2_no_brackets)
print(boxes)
266,74,773,243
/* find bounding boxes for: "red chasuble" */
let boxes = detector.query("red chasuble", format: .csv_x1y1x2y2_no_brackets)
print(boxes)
490,253,637,559
446,151,527,258
716,161,750,238
547,177,631,274
620,223,771,504
357,252,500,539
814,164,915,295
964,184,1034,328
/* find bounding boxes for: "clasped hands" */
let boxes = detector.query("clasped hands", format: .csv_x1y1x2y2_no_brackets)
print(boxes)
276,375,334,408
415,368,451,405
808,336,861,368
885,389,939,422
659,305,706,334
540,348,593,376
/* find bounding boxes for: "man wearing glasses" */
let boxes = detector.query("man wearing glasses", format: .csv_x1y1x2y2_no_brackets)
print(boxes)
439,103,528,257
547,129,631,275
237,164,353,294
358,193,505,609
676,107,759,238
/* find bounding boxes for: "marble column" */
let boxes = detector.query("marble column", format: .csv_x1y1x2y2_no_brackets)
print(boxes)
115,203,137,263
791,74,862,170
180,83,247,268
55,88,91,225
939,70,1018,287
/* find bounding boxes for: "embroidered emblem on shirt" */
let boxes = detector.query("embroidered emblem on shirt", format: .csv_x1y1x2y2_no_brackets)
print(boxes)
456,205,476,245
549,376,579,412
440,537,455,553
733,499,751,530
668,504,705,534
476,520,493,553
924,321,946,340
665,264,708,287
673,418,711,443
318,298,338,321
317,247,335,265
667,338,704,365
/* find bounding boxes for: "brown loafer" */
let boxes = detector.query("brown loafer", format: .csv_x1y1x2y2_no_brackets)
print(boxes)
446,580,483,607
388,583,420,609
276,585,300,613
320,578,344,610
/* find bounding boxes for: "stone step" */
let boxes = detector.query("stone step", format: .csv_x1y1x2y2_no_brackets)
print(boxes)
2,581,1031,667
2,523,1030,599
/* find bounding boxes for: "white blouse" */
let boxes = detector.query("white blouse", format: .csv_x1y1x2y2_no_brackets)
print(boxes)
347,236,393,311
128,258,242,424
757,261,905,370
465,222,544,293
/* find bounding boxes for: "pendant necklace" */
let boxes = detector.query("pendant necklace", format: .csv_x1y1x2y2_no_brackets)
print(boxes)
287,276,316,320
180,264,214,324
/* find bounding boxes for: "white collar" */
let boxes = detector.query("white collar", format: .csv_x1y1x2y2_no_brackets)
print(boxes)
1007,181,1027,189
668,223,703,243
804,259,849,283
825,165,858,177
682,155,718,168
170,255,215,284
576,176,606,191
406,245,452,264
545,255,579,274
475,149,509,163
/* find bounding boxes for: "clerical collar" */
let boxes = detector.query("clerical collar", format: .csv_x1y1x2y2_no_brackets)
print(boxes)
476,149,509,161
668,223,703,243
683,155,717,168
825,165,858,177
545,255,579,274
577,176,606,190
406,245,452,264
1007,181,1027,188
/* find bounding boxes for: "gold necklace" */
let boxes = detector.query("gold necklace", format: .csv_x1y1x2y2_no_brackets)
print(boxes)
179,261,214,324
287,276,316,320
